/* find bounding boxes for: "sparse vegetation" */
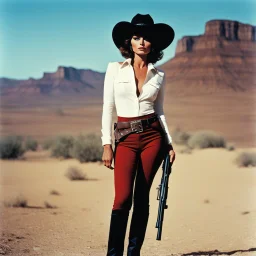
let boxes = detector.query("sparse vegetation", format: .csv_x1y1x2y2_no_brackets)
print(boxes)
234,151,256,167
70,133,103,162
24,136,38,151
42,137,55,150
226,143,235,151
45,133,103,161
179,147,192,154
44,201,57,208
50,134,75,159
4,194,28,207
0,135,26,159
187,130,226,149
65,166,88,181
50,189,61,196
172,127,191,145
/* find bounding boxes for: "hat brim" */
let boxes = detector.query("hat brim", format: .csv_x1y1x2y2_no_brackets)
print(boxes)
112,21,175,51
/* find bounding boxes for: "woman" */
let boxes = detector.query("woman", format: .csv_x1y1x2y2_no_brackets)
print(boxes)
101,13,176,256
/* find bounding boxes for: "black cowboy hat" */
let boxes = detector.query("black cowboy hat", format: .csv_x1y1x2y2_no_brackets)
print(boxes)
112,13,175,51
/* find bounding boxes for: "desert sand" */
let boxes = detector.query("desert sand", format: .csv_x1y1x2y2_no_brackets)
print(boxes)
1,146,256,256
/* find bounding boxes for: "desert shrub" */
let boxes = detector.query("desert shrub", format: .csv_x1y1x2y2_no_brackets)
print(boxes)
70,133,103,163
49,189,61,195
187,130,226,149
172,127,191,145
24,136,38,151
50,134,75,159
226,143,235,151
179,147,192,154
234,151,256,167
44,201,57,208
0,135,26,159
42,137,55,150
65,166,88,180
4,194,28,207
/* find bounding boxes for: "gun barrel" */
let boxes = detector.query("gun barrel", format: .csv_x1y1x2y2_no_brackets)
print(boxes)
155,153,173,240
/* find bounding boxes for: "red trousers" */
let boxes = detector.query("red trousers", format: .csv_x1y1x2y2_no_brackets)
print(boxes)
112,112,169,211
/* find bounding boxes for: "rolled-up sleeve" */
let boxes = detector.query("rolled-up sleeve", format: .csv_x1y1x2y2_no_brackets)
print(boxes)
154,73,173,145
101,62,116,146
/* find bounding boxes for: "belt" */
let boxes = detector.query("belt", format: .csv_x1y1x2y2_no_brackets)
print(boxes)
114,114,159,142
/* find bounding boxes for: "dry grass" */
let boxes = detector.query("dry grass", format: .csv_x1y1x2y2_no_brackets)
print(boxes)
234,151,256,167
49,189,61,196
65,166,88,181
0,135,26,159
172,127,191,145
4,194,28,208
44,201,57,209
187,130,226,149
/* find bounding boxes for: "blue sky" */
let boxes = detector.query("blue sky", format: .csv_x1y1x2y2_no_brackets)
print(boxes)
0,0,255,79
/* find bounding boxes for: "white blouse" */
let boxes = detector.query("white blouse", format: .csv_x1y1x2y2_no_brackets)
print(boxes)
101,57,173,146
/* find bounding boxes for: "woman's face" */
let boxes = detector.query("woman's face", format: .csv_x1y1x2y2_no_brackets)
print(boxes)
130,33,152,56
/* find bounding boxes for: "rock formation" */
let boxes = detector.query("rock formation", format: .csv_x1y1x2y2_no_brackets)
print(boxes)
160,19,256,94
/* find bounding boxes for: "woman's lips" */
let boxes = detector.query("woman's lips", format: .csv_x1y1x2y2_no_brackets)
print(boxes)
138,48,146,50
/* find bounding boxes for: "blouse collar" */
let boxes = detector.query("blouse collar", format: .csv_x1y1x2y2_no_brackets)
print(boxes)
120,58,158,74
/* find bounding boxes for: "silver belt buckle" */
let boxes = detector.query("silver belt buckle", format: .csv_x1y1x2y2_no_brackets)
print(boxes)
130,120,143,133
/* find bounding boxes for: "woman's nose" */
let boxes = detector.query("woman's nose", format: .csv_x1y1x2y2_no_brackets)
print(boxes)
140,38,145,44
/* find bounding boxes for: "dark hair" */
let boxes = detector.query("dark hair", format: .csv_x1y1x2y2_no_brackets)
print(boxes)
119,35,163,65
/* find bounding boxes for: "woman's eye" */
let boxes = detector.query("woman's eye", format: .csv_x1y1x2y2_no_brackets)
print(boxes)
133,36,149,41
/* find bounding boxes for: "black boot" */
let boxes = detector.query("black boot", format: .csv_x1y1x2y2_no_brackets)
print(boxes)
127,206,149,256
106,209,130,256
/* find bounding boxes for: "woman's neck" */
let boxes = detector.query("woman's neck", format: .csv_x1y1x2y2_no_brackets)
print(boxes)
131,56,148,69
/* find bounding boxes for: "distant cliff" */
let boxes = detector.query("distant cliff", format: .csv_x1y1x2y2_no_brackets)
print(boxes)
160,19,256,94
0,66,105,97
176,19,256,54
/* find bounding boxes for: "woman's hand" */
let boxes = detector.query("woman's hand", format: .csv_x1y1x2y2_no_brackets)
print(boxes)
102,144,114,170
167,144,176,163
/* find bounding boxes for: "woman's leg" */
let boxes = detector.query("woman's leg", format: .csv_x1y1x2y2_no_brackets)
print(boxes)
127,121,168,256
112,141,139,211
107,135,140,256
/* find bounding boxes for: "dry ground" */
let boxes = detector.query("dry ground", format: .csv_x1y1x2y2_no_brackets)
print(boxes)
1,146,256,256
